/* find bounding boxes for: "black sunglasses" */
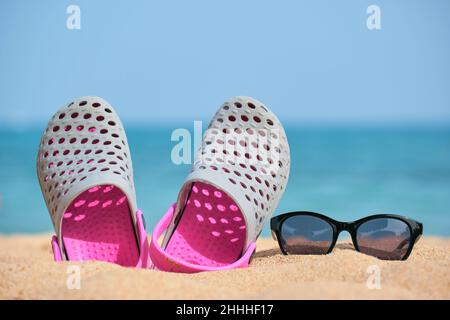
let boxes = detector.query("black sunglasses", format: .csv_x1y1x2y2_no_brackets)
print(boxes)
271,212,423,260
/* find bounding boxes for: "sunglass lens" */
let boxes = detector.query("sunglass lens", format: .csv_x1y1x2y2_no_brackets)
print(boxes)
280,215,334,254
356,218,411,260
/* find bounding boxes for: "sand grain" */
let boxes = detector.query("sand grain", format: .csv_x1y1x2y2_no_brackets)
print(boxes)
0,235,448,299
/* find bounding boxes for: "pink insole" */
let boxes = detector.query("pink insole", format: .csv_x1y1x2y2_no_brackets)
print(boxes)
165,182,246,267
61,185,139,266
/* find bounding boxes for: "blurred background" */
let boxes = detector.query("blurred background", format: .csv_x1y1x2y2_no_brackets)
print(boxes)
0,0,449,236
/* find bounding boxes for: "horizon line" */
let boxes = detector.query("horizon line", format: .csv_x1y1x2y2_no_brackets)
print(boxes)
1,119,450,131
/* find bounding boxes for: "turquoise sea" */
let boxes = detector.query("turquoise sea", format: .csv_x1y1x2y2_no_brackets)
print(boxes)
0,125,449,237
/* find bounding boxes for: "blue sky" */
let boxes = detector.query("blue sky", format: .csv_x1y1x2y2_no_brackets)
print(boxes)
0,0,449,126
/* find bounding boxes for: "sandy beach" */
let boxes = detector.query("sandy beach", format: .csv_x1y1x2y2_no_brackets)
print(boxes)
0,235,448,299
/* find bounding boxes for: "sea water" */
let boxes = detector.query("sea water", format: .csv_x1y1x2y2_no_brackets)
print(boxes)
0,125,449,236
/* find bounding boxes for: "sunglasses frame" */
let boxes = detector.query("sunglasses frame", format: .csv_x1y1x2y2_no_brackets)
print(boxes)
271,212,423,260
